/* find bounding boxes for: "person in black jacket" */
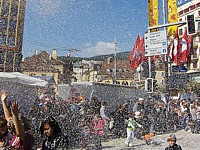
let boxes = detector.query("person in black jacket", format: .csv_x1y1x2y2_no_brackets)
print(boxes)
165,134,182,150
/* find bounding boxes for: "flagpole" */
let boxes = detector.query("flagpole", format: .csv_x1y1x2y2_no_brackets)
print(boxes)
114,36,117,84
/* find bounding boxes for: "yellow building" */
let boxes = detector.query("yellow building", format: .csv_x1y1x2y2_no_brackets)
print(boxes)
22,50,65,85
98,58,141,87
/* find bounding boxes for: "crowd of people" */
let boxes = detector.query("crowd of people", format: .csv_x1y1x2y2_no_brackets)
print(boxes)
0,88,199,149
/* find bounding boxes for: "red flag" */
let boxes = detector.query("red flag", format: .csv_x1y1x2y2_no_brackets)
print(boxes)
181,30,188,62
129,34,140,61
138,36,146,63
187,35,193,65
173,30,181,65
129,34,141,70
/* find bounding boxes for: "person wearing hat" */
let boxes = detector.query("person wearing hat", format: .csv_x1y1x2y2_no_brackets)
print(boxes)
165,134,182,150
132,98,144,113
124,112,142,147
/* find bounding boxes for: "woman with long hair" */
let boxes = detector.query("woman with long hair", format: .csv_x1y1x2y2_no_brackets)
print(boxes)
39,116,68,150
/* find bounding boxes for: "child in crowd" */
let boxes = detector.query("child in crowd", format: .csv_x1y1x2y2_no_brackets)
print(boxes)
124,112,142,147
0,117,13,149
94,114,105,136
39,116,68,149
165,134,182,150
1,90,34,150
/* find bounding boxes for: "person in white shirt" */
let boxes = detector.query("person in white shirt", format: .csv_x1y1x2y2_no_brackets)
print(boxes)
100,101,110,128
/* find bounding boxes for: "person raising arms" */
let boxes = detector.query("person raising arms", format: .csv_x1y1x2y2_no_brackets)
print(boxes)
1,90,34,150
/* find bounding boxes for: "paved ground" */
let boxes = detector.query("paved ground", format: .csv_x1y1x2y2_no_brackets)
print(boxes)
71,130,200,150
101,130,200,150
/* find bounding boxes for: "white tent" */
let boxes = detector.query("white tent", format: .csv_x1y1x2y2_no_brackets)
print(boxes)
0,72,48,114
0,72,48,87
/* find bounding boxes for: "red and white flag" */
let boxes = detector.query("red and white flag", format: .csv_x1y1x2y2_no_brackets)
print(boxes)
138,36,146,63
129,34,141,70
181,30,188,62
173,31,181,65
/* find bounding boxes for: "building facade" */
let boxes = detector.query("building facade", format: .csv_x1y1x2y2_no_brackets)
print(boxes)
22,50,65,85
178,0,200,85
73,60,103,82
0,0,26,72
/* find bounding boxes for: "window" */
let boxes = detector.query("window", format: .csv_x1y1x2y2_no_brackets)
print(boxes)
193,62,197,68
130,82,134,86
198,22,200,31
122,81,128,85
0,49,4,64
198,11,200,16
179,11,183,16
197,2,200,7
184,8,189,13
193,48,197,58
179,29,183,35
190,5,195,10
116,81,120,85
199,47,200,56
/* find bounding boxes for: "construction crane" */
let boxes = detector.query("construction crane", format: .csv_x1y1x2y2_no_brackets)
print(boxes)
65,48,81,57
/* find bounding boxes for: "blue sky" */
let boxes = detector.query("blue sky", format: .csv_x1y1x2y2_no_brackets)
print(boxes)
22,0,163,58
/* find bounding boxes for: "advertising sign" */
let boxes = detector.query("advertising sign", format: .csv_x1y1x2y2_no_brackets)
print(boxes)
177,0,191,7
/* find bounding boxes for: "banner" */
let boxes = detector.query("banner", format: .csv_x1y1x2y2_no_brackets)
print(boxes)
148,0,159,31
168,0,178,36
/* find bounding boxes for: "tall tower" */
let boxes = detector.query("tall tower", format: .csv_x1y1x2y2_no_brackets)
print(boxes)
0,0,26,72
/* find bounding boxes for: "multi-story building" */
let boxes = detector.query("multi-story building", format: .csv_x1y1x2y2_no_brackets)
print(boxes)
22,50,66,85
178,0,200,85
98,58,137,86
0,0,26,72
73,61,83,82
73,59,102,82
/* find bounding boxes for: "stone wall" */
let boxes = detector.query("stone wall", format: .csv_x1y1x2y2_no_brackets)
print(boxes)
70,82,147,113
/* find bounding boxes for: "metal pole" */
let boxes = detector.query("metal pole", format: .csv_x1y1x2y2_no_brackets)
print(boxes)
162,0,166,28
114,36,117,84
162,0,169,96
148,56,151,78
138,65,141,83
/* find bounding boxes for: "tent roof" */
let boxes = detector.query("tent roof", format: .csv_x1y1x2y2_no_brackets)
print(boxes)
0,72,48,87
